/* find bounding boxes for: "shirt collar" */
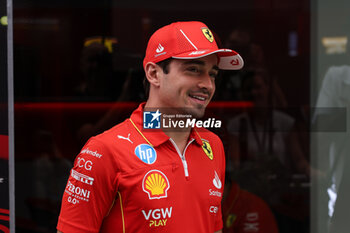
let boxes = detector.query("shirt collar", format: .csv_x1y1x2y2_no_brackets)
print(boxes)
129,102,203,147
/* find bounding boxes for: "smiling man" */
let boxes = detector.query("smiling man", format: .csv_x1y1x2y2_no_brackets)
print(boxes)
57,21,243,233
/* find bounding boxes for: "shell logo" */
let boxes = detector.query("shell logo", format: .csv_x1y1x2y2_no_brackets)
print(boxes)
142,170,170,200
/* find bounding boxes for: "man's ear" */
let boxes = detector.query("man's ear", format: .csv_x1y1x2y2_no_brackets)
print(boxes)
145,62,162,87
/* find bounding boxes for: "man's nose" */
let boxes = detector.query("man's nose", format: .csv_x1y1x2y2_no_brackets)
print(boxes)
198,73,215,91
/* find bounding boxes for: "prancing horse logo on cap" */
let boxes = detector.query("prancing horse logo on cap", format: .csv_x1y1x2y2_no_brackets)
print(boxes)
202,28,214,43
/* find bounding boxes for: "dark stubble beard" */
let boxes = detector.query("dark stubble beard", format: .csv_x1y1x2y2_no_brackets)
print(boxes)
184,104,206,119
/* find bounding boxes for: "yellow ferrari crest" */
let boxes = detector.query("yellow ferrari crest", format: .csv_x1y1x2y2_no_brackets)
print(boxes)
202,28,214,43
226,214,237,228
202,140,213,160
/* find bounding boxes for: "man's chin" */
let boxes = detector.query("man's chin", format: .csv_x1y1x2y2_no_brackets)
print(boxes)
186,107,206,119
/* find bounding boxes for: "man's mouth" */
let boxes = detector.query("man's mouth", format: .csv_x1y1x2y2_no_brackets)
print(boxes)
188,92,211,106
189,94,207,101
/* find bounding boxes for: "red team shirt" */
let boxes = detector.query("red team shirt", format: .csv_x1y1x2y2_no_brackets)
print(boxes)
223,183,279,233
57,103,226,233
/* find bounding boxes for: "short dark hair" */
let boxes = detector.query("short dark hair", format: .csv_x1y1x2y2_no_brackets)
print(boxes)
143,58,173,98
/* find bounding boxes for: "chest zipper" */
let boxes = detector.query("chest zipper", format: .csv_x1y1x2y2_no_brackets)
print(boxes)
169,138,195,178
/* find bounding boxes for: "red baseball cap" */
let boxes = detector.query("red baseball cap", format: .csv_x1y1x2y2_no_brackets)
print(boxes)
143,21,244,70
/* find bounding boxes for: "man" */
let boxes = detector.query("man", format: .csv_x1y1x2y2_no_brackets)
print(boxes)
223,182,279,233
57,21,243,233
313,65,350,233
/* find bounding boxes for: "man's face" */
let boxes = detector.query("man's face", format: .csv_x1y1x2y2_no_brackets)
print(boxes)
157,54,218,118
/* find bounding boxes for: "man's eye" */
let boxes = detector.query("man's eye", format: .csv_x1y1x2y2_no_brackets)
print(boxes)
210,72,218,78
187,67,200,73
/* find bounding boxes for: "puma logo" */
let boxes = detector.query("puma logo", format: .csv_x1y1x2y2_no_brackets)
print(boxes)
117,133,133,144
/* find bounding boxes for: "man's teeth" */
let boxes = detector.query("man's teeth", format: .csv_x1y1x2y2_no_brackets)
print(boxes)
190,95,206,101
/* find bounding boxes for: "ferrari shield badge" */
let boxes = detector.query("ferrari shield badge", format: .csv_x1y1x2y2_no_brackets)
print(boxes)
202,28,214,43
202,139,213,160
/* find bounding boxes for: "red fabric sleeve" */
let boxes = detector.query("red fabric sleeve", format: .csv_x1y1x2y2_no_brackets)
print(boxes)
57,138,120,233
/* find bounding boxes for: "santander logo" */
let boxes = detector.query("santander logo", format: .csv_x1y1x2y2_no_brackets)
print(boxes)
156,44,164,53
213,171,222,189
